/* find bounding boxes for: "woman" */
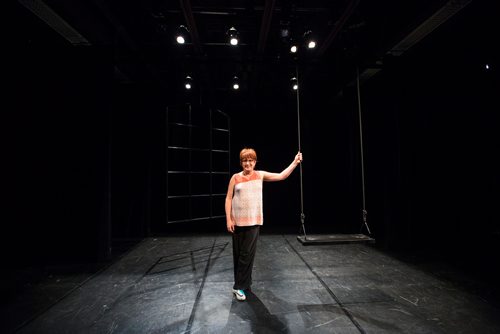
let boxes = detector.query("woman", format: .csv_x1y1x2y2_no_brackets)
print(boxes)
225,147,303,301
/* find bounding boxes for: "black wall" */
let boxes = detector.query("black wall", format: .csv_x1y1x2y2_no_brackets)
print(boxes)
7,39,114,264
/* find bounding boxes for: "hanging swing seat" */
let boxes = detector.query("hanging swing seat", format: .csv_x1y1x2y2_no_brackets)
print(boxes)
297,233,375,245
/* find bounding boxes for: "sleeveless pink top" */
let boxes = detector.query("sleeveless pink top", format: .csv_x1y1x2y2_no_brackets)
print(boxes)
231,171,263,226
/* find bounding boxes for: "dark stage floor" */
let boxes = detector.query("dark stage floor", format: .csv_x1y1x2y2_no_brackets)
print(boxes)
2,233,500,333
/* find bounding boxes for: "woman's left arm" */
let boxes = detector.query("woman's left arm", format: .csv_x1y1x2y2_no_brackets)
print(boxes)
262,151,302,182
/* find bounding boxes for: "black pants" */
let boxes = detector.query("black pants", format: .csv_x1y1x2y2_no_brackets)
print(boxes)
232,225,260,290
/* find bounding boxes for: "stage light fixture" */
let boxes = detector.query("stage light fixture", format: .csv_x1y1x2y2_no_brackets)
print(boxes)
176,25,189,44
184,75,193,90
228,27,239,46
291,77,298,90
232,76,240,90
303,30,316,49
287,36,298,53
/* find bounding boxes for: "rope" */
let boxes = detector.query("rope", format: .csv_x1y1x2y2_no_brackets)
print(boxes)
356,67,371,235
296,64,307,239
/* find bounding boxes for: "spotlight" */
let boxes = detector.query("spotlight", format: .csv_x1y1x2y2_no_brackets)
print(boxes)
303,30,316,49
232,76,240,90
291,77,298,90
176,25,189,44
288,36,298,53
184,75,193,90
227,27,239,46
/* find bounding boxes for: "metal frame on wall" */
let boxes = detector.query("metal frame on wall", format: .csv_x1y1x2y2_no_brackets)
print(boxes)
166,104,230,224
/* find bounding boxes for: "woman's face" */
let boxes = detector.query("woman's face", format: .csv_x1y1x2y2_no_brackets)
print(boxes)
241,158,256,172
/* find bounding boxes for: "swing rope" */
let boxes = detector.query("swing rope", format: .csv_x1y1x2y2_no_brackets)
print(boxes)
296,64,307,240
356,66,371,235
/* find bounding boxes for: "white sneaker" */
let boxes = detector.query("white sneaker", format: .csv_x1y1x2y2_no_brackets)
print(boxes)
232,289,246,301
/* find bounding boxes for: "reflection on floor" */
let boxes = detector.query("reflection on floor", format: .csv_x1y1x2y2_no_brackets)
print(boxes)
3,234,500,333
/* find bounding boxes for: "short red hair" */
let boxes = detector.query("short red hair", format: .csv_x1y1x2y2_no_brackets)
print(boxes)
239,147,257,162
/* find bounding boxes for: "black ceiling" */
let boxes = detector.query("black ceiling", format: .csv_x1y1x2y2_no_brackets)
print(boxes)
15,0,492,104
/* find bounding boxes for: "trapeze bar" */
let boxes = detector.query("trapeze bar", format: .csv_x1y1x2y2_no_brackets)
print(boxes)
297,233,375,245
